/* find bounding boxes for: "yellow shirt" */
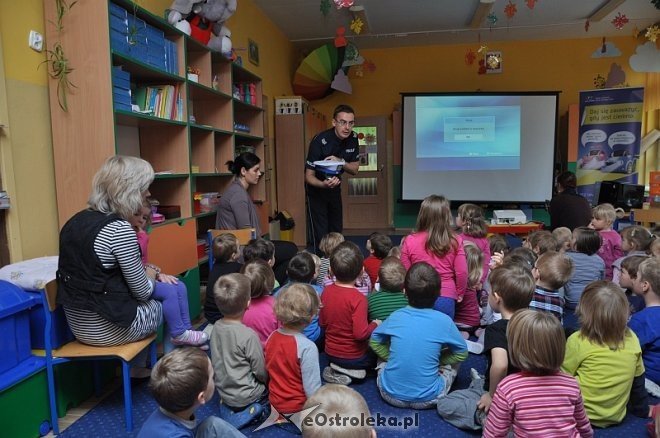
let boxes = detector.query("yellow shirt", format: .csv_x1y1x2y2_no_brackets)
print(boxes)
561,330,644,427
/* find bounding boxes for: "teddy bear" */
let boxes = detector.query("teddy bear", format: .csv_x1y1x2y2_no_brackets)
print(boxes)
167,0,236,55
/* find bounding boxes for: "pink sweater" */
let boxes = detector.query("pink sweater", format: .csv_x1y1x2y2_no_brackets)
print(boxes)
243,295,278,349
597,229,623,280
401,232,467,301
460,234,491,284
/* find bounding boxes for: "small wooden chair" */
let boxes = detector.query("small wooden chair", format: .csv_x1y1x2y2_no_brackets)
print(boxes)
37,280,157,434
207,228,255,270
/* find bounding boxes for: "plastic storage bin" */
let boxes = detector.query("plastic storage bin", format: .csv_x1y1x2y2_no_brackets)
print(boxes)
0,370,52,438
0,280,39,374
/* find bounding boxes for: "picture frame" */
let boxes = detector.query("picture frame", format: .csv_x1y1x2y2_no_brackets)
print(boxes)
248,39,259,66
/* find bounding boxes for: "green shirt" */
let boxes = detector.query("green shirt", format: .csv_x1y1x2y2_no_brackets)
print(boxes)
367,289,408,322
561,329,644,427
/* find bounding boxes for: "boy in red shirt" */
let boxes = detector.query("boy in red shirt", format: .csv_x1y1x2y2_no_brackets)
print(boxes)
265,283,322,415
363,232,393,288
320,241,381,385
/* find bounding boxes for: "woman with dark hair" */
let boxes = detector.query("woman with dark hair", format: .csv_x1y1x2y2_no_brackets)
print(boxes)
548,171,592,231
215,152,297,284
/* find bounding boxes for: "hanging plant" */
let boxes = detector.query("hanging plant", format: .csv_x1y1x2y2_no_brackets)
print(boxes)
51,0,78,33
41,43,76,111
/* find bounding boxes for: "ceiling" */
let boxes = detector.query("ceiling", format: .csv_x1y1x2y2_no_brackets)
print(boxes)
252,0,660,51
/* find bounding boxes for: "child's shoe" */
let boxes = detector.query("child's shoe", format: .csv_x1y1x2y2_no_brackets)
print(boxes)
323,366,352,385
171,329,210,349
219,401,264,429
330,363,366,379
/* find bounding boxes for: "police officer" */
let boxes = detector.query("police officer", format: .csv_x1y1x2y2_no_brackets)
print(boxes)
305,104,360,253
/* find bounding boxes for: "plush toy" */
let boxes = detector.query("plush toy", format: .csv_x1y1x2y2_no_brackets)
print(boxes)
167,0,236,55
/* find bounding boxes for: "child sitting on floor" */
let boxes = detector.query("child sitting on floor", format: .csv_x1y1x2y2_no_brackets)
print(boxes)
613,225,656,285
525,230,559,256
241,259,278,349
320,241,380,385
204,233,242,325
316,232,344,287
437,262,535,431
301,385,374,438
529,251,573,323
363,232,393,287
483,310,593,438
243,238,280,289
454,241,484,340
589,203,623,280
138,347,244,438
265,283,322,416
552,227,572,253
371,262,467,409
620,255,650,314
456,203,491,284
563,227,604,311
628,258,660,397
128,203,208,348
367,256,408,322
210,273,268,429
562,281,649,427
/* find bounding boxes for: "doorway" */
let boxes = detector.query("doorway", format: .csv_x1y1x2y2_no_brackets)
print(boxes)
342,116,389,230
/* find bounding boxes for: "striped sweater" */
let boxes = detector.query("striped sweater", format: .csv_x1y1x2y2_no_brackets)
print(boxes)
483,371,593,438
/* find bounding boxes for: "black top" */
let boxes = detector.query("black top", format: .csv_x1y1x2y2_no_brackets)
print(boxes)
57,209,137,328
204,260,243,324
483,319,518,391
305,128,360,192
549,188,592,231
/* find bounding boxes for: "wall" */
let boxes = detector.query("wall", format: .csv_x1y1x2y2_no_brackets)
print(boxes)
0,0,59,261
305,37,656,227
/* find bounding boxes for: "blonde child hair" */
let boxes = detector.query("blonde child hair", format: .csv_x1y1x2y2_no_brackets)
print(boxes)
534,251,573,290
213,273,251,317
309,252,322,280
387,246,401,258
457,203,488,238
241,259,275,299
319,232,345,257
377,256,406,292
416,194,458,257
576,281,629,347
552,227,572,252
508,309,565,374
621,226,655,253
212,233,239,263
302,384,373,438
464,241,484,289
274,283,320,329
592,203,617,227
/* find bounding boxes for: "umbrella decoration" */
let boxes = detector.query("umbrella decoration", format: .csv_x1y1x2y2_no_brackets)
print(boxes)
292,43,347,100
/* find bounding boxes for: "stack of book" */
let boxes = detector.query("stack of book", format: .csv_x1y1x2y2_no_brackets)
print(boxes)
112,67,132,112
133,84,184,120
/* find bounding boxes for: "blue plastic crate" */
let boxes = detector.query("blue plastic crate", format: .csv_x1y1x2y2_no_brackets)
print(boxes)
112,75,131,91
145,26,164,44
113,91,132,107
111,66,130,80
0,281,40,375
114,102,133,112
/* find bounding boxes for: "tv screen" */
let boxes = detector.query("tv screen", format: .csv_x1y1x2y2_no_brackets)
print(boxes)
401,92,559,203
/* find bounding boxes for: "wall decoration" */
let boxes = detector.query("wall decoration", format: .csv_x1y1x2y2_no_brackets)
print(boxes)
585,20,590,32
629,41,660,72
593,74,606,88
342,43,364,67
645,24,659,42
331,70,352,94
504,1,517,19
526,0,537,10
335,26,348,47
293,43,346,100
248,39,259,66
465,49,476,65
591,40,622,58
611,12,629,30
486,51,503,73
350,17,364,34
605,63,626,88
487,13,498,27
320,0,331,16
333,0,353,9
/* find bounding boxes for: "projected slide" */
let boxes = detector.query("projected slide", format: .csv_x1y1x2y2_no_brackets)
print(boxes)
415,96,521,171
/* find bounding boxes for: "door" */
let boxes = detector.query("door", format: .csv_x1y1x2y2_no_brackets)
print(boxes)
342,116,389,229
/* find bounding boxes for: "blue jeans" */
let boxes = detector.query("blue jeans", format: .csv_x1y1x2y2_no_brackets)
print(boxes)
326,351,377,370
151,280,191,338
196,416,245,438
377,365,457,409
433,296,456,319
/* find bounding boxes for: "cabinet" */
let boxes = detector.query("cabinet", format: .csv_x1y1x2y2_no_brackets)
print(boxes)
275,100,328,246
44,1,266,301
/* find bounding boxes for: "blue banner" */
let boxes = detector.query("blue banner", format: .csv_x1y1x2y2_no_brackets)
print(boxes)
576,87,644,205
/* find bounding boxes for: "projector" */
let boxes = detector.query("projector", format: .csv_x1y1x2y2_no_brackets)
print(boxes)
493,210,527,225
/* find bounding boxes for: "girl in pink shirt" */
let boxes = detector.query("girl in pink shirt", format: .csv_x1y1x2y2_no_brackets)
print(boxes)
456,203,491,284
401,195,467,319
454,241,483,336
242,260,278,349
589,203,623,280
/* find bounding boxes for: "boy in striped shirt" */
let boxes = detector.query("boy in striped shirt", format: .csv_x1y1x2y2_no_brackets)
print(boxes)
368,257,408,321
529,251,573,323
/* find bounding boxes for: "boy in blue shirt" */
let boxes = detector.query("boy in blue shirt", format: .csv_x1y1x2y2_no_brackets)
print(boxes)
138,347,244,438
370,262,468,408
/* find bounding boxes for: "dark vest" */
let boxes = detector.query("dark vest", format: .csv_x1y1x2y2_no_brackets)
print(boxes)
57,209,138,327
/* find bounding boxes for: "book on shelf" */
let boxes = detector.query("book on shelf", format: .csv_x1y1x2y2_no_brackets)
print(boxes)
133,84,183,121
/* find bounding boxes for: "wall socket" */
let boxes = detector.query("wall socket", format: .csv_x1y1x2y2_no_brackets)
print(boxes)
29,31,44,52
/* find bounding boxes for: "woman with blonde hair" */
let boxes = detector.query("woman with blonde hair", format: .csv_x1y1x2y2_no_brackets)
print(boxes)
57,156,163,346
401,195,467,318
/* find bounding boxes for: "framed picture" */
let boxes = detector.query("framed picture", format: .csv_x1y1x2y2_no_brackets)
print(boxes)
248,39,259,66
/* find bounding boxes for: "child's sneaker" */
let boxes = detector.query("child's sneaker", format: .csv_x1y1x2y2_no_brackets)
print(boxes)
323,366,352,385
219,401,263,429
171,329,209,348
330,363,366,379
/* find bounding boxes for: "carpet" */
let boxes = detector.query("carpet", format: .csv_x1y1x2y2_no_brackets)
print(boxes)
59,350,654,437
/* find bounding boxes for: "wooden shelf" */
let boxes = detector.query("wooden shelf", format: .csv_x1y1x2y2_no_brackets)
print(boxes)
114,110,187,127
112,51,184,82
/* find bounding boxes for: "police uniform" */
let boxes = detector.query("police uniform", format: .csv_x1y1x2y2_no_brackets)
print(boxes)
305,128,359,251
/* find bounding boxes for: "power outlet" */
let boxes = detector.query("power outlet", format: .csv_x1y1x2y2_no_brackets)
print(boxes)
29,30,44,52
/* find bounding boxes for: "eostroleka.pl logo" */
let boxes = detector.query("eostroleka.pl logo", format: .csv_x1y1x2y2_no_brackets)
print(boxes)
254,404,420,433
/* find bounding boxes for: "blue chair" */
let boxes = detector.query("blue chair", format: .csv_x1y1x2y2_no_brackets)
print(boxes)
37,280,157,434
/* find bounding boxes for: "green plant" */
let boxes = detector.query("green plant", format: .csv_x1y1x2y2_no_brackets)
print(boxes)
51,0,78,33
127,0,142,46
41,43,76,111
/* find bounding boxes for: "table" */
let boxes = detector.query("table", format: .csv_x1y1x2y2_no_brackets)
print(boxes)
487,222,544,236
631,208,660,227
